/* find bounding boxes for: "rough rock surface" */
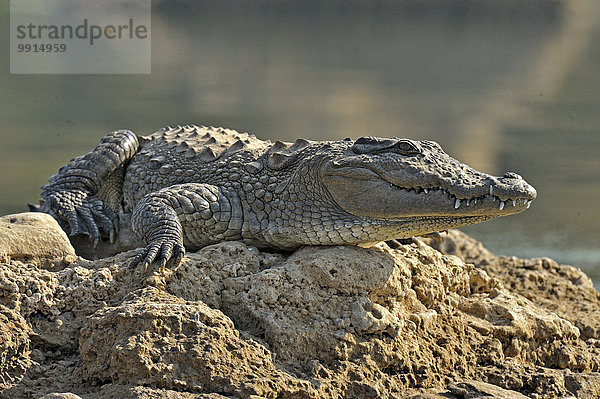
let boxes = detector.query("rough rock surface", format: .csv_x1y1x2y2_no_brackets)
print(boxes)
0,213,76,267
427,230,600,341
0,213,599,398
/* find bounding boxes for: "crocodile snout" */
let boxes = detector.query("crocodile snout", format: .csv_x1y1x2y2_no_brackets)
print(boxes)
491,172,537,201
503,171,522,180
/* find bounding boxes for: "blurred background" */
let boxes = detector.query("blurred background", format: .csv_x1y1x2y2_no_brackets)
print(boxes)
1,0,599,283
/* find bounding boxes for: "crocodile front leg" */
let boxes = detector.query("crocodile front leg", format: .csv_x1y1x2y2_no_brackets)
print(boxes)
40,130,139,246
130,183,242,269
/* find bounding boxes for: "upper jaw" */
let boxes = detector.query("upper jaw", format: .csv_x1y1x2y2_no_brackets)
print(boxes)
328,159,536,201
371,164,537,201
390,171,536,207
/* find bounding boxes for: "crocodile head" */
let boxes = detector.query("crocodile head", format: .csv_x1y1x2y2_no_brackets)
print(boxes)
319,136,536,233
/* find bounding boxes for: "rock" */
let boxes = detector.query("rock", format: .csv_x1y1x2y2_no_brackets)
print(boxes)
0,229,599,398
219,244,425,367
38,394,83,399
165,241,285,309
0,213,76,267
85,384,229,398
79,287,315,397
0,304,30,389
564,373,600,399
449,380,530,398
427,230,600,340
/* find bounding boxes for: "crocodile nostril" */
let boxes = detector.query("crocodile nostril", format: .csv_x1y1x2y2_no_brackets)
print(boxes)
503,172,522,180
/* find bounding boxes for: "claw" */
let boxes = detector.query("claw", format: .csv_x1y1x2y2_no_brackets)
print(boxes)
158,242,174,270
46,189,121,246
129,249,146,269
95,212,114,236
158,255,168,269
79,206,100,245
129,240,184,270
173,244,185,266
145,243,160,267
64,210,80,236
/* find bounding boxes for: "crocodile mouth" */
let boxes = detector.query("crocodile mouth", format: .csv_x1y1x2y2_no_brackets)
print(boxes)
386,182,533,214
322,165,536,219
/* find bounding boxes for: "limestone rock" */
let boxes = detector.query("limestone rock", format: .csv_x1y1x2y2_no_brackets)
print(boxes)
85,384,229,399
428,230,600,340
38,394,83,399
0,213,76,266
448,380,530,398
79,287,315,397
165,241,285,309
0,228,599,398
0,304,30,389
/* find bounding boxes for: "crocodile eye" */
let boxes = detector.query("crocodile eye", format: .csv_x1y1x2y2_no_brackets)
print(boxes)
351,137,421,155
393,140,420,155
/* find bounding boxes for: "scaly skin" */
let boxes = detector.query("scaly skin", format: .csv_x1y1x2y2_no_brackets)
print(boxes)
38,125,537,268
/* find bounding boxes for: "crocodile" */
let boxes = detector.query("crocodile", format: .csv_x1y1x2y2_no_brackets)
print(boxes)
36,125,536,268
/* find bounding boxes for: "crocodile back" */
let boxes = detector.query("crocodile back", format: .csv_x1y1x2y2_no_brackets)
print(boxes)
122,125,271,210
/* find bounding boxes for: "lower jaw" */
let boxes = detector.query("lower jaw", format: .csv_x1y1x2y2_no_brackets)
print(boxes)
365,214,499,240
380,207,528,221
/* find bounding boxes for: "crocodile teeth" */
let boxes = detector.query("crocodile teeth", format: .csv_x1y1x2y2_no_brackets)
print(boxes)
512,200,516,207
466,199,470,207
454,199,461,209
489,185,494,195
423,188,428,194
526,200,532,209
499,201,505,211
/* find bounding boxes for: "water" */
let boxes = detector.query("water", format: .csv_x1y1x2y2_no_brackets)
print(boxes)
1,1,598,282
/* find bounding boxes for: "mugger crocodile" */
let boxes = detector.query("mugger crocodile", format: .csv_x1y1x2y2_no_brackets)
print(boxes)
34,125,536,268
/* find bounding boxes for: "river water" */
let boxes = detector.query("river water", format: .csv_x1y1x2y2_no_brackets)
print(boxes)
1,1,599,282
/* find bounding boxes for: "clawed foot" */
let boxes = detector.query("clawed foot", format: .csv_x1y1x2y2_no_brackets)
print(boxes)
130,238,185,270
44,189,119,247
